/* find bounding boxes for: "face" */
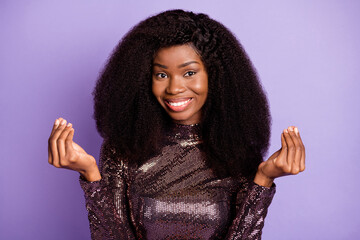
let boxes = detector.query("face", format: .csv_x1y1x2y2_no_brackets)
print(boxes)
152,44,208,125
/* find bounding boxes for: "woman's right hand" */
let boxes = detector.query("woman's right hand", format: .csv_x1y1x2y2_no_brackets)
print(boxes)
48,117,101,182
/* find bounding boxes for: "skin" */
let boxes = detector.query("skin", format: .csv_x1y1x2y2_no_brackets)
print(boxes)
254,126,306,187
48,44,306,186
152,44,208,125
48,118,101,181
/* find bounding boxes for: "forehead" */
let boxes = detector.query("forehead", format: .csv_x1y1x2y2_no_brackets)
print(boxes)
153,44,203,65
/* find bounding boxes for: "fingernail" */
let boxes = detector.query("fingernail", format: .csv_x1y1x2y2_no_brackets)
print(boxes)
54,119,59,126
67,123,72,127
288,126,294,131
294,127,299,135
284,129,288,133
60,120,66,125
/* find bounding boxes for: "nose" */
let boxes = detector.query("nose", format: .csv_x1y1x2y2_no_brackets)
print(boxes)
166,76,186,95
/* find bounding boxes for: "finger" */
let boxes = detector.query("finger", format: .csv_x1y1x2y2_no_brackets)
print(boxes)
48,118,61,164
288,126,302,174
65,127,75,159
57,122,73,166
295,127,306,171
295,127,305,151
51,119,67,167
49,118,61,137
295,127,305,148
283,128,295,171
48,145,52,164
300,149,306,172
62,127,76,168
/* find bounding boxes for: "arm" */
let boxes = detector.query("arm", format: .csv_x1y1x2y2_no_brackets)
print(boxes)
225,179,275,240
47,117,136,239
226,126,305,239
80,140,136,240
227,126,305,239
256,126,306,183
48,117,101,181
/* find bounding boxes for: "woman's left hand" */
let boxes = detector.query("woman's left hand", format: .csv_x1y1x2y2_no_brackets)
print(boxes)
254,126,306,187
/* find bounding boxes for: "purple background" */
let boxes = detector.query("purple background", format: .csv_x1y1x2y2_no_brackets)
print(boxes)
1,1,359,239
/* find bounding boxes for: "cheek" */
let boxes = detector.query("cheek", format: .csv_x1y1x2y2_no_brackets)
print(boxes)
152,81,163,100
151,80,158,96
192,76,208,97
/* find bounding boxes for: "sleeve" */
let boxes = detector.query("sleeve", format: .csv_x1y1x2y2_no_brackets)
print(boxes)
79,140,136,240
225,179,276,240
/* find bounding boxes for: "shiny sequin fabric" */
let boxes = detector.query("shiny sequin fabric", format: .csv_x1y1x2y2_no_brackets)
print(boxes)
80,124,276,240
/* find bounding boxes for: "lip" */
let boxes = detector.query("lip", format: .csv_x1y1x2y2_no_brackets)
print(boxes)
164,98,193,112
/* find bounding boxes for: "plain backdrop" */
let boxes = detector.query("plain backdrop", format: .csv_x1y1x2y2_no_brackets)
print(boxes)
1,0,359,239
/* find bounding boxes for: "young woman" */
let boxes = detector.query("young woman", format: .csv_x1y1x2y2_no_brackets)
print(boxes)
48,10,305,239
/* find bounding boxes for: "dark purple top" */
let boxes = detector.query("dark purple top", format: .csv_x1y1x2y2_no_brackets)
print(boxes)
80,124,276,239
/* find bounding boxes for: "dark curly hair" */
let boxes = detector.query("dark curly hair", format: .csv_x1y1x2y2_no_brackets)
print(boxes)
93,9,271,179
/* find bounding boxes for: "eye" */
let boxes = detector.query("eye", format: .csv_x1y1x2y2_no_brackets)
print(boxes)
184,71,196,77
155,73,168,79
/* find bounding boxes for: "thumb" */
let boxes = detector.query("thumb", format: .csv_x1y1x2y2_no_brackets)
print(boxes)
281,131,287,148
268,149,281,163
267,131,287,163
65,128,75,152
275,132,288,165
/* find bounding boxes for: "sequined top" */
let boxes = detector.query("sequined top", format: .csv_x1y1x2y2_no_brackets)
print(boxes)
80,124,276,240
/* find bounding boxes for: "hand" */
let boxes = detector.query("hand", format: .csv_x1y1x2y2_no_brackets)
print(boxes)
254,126,306,187
48,117,101,181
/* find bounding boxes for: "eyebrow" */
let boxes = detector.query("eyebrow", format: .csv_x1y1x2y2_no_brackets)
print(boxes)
153,61,200,69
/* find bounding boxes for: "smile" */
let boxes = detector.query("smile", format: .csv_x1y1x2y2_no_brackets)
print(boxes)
165,98,192,111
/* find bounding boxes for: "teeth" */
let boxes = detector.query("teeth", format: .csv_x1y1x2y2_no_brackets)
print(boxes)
168,99,191,106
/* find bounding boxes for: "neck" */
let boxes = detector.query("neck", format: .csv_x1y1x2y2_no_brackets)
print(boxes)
166,122,202,147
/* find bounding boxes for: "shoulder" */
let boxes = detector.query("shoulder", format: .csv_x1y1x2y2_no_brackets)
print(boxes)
99,139,130,182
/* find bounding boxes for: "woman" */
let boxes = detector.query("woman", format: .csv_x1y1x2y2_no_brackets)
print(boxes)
48,10,305,239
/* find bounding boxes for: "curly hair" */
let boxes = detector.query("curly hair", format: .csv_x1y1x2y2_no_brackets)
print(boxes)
93,9,271,178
